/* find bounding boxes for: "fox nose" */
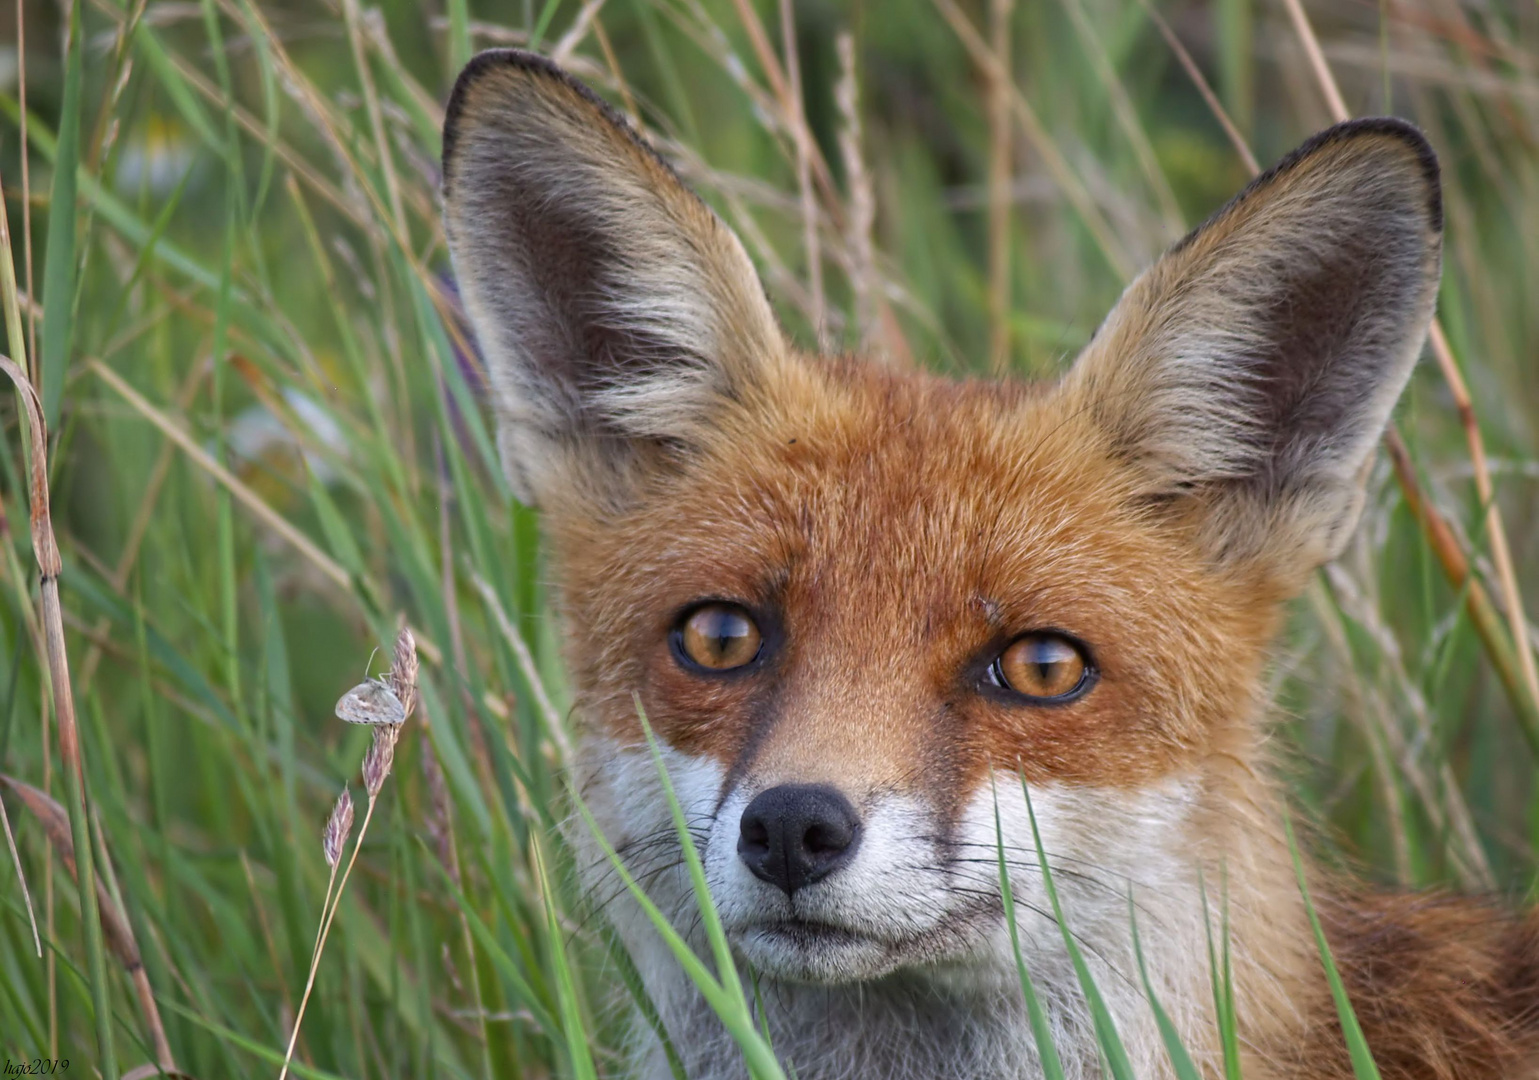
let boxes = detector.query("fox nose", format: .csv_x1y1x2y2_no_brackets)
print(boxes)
737,784,861,895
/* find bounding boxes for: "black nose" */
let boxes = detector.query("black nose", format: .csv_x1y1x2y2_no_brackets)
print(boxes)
737,784,861,895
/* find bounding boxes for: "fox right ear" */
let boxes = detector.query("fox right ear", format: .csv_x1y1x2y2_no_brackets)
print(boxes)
442,50,784,510
1062,119,1443,587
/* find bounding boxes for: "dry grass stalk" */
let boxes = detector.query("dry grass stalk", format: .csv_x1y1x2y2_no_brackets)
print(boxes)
15,0,37,380
551,0,609,64
1061,0,1183,239
76,358,211,695
278,628,417,1080
1310,572,1495,889
932,0,1137,279
0,329,117,1070
0,776,37,955
0,775,178,1072
323,789,355,869
1278,0,1539,732
834,32,878,355
986,0,1014,372
719,0,916,366
89,358,353,592
1135,0,1260,175
1385,432,1539,747
779,0,827,350
471,572,571,764
0,168,42,962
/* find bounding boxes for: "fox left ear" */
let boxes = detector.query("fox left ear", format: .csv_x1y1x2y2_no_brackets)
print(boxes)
1062,118,1443,585
441,50,784,510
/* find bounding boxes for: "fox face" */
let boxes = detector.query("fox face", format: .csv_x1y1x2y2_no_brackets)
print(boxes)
441,50,1489,1079
546,359,1288,990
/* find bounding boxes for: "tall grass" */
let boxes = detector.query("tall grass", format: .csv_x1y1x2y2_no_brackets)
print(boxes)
1,0,1537,1076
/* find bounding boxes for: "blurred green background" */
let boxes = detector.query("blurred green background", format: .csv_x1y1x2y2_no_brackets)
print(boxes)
1,0,1537,1076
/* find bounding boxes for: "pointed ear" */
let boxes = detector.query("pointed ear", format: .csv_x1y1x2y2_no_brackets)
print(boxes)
441,50,784,508
1061,118,1442,585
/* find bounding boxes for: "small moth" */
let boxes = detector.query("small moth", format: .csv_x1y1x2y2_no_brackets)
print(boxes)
335,678,406,727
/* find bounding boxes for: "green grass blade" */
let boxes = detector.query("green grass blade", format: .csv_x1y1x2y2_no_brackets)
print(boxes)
420,841,562,1042
1129,894,1204,1080
566,773,787,1080
1199,872,1245,1080
1285,815,1383,1079
528,0,564,51
602,924,688,1080
634,698,744,1003
531,833,598,1080
991,780,1066,1080
447,0,472,75
1021,777,1136,1080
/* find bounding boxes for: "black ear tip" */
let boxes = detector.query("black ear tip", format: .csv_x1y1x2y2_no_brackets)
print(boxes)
1291,116,1443,234
440,48,691,214
1165,117,1442,260
444,50,565,189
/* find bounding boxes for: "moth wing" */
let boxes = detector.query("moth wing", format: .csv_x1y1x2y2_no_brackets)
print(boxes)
335,679,406,725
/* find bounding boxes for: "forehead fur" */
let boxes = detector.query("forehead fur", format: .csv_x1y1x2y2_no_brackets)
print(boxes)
549,352,1281,795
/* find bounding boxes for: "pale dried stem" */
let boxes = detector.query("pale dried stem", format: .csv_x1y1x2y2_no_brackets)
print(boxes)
1386,431,1539,749
932,0,1137,280
92,801,177,1071
1060,0,1183,236
1281,0,1351,121
472,572,572,764
986,0,1014,372
1136,0,1260,175
779,0,826,350
341,0,405,234
834,32,877,354
724,0,915,363
201,0,434,269
0,780,39,954
0,769,179,1074
277,801,368,1080
82,0,372,236
84,0,150,173
76,358,210,693
591,15,641,124
89,358,352,589
1,356,113,1054
720,0,850,235
86,355,526,723
17,0,37,381
0,172,43,961
552,0,610,64
1313,573,1495,889
1280,0,1539,734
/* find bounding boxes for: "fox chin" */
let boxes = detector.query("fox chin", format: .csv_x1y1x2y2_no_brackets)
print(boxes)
441,48,1539,1080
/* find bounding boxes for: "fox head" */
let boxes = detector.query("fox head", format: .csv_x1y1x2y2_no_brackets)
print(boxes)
442,48,1441,999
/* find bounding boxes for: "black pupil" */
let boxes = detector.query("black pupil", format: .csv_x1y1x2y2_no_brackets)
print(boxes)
1032,639,1073,665
702,609,750,655
1015,636,1079,691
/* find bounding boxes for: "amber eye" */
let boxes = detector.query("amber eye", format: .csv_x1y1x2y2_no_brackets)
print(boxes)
992,632,1091,701
676,603,763,671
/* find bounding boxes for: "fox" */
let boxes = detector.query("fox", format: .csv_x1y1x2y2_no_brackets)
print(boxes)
440,49,1539,1080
